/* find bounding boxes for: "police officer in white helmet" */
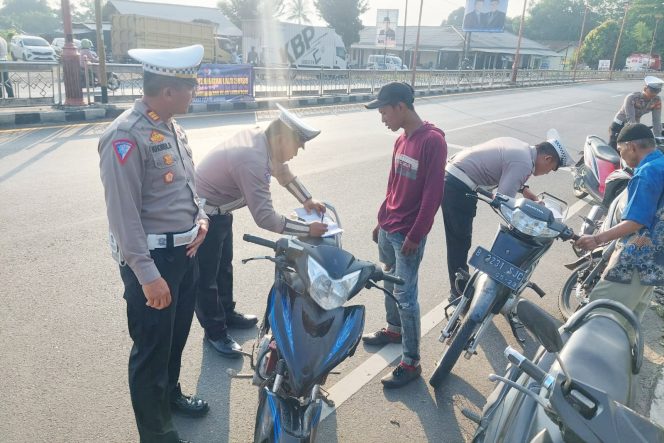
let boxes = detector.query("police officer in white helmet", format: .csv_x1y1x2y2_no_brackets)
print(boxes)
98,45,209,443
609,76,664,150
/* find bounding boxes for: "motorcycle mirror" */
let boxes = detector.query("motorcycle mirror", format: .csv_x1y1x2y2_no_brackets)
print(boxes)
516,300,563,353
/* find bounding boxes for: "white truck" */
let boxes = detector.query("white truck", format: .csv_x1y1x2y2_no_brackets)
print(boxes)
242,20,347,69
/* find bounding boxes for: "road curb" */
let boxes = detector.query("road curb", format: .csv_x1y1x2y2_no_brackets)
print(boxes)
0,80,579,129
652,366,664,427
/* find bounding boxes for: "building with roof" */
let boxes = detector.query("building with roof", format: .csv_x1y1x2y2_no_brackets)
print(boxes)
106,0,241,37
351,25,561,70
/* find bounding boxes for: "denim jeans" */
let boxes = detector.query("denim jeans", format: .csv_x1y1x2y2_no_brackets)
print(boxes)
378,228,427,366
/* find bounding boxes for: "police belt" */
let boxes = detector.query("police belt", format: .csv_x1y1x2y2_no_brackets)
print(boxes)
203,202,230,216
446,163,479,191
613,118,624,125
147,224,199,250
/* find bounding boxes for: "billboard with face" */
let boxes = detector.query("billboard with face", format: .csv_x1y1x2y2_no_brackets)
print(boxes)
376,9,399,47
462,0,508,33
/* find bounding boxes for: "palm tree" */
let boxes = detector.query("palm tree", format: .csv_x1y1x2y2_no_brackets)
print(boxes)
287,0,310,24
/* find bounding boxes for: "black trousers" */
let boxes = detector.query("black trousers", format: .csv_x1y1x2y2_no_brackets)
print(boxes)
195,213,235,340
120,246,197,443
442,174,478,297
609,121,624,151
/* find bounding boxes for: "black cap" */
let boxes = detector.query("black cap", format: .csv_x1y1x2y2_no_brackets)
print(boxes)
365,82,415,109
616,123,654,143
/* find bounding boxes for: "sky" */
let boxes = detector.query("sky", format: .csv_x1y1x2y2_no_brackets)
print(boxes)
105,0,529,27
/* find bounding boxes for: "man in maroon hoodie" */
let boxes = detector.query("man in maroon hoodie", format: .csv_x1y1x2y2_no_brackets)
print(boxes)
362,82,447,388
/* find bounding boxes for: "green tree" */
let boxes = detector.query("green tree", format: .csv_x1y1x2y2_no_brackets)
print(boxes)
71,0,98,23
218,0,285,28
287,0,310,24
314,0,368,48
0,0,60,36
442,7,464,27
579,19,633,68
524,0,601,42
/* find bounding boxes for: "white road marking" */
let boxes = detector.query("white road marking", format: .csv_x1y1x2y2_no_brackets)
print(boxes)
446,100,592,132
321,301,447,421
611,94,624,98
321,194,592,421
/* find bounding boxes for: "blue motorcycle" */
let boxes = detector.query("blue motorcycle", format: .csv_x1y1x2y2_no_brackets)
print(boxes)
242,206,402,442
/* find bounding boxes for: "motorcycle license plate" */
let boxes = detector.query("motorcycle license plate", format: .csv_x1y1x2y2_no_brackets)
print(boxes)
469,246,526,291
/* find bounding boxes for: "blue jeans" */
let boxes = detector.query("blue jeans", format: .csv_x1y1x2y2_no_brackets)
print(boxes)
378,228,426,366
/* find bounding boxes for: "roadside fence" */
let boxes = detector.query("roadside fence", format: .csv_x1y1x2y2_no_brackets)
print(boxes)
0,60,651,108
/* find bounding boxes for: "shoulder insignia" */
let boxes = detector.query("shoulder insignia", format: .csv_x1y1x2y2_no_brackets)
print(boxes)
147,110,160,122
654,101,662,110
112,139,135,164
150,130,165,143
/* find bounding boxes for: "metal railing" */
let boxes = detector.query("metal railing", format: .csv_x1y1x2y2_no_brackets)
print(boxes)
0,61,653,108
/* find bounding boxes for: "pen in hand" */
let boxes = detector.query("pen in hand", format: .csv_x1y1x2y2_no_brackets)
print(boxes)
320,211,324,223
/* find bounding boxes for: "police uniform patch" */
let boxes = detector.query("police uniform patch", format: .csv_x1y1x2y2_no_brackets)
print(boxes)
163,154,174,166
112,139,135,164
147,110,160,122
163,171,175,184
150,130,165,143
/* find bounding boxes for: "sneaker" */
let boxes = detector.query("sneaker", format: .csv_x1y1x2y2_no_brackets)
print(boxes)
362,328,401,346
381,362,422,388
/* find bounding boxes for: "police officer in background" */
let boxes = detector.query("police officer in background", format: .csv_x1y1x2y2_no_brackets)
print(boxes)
609,76,664,149
98,45,209,443
194,104,327,357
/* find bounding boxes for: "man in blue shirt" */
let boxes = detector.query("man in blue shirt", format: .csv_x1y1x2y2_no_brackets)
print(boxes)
576,123,664,320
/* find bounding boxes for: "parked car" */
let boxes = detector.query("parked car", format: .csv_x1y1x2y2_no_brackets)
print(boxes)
366,54,406,70
51,38,82,59
10,35,57,61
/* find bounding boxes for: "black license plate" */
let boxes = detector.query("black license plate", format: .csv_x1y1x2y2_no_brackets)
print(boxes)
469,246,526,291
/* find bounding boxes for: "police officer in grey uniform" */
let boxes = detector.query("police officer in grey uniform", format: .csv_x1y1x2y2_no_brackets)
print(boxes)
194,104,327,356
98,45,209,443
609,76,664,149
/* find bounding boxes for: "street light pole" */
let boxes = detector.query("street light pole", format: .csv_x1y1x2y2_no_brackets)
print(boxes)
95,0,108,103
60,0,84,106
648,14,662,71
401,0,408,67
410,0,424,87
510,0,528,83
573,1,589,81
610,1,630,79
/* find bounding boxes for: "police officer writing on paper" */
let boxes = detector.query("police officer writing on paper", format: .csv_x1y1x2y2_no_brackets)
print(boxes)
609,76,663,150
98,45,209,443
576,123,664,321
443,131,573,304
194,104,327,357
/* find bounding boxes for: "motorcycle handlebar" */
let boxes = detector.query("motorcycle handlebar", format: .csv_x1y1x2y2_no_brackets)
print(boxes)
243,234,277,250
371,268,405,286
505,346,548,386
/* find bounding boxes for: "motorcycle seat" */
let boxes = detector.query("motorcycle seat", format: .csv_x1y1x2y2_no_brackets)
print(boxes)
553,314,633,405
586,135,620,164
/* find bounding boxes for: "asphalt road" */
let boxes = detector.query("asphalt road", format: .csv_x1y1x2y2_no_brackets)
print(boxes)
0,80,662,443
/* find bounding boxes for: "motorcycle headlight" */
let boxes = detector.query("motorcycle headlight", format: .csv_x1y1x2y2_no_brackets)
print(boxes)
307,256,361,310
501,207,558,238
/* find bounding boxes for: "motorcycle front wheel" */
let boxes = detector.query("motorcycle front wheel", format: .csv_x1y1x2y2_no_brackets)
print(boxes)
429,317,478,388
559,269,593,320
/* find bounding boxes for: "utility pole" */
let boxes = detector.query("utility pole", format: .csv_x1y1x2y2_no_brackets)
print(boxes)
401,0,408,67
95,0,108,103
410,0,424,86
510,0,528,83
573,1,589,81
648,14,663,71
60,0,84,106
610,1,630,79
